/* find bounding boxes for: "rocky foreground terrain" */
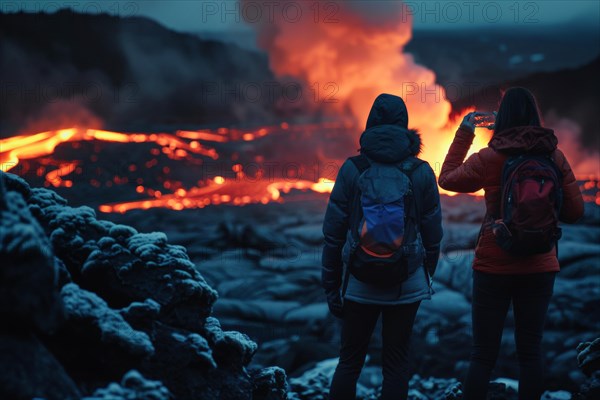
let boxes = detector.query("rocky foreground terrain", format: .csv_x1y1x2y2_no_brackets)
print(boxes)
1,172,598,399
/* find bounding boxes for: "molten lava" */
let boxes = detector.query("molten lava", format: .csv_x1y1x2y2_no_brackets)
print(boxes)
0,128,218,169
1,119,598,212
0,123,354,211
98,174,333,213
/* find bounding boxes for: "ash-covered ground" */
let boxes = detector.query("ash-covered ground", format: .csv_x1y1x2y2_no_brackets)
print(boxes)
2,171,599,399
103,192,600,397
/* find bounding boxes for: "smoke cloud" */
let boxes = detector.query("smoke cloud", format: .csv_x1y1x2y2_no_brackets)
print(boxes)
241,0,452,132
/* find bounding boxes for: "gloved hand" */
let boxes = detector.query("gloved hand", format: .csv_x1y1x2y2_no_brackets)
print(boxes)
424,247,440,280
325,289,344,319
460,111,477,133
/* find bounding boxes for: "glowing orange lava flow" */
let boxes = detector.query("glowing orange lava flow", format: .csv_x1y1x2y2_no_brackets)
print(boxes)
0,123,343,212
0,128,219,170
98,174,333,213
45,162,78,188
3,120,596,212
0,117,494,213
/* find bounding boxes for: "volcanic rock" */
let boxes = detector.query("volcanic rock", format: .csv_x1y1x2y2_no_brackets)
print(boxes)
577,338,600,376
82,370,172,400
0,174,79,400
0,331,81,400
0,172,286,399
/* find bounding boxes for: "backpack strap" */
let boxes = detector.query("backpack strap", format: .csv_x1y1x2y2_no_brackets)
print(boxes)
399,158,426,220
400,157,426,175
349,154,371,174
348,155,371,239
342,155,371,298
399,157,426,178
544,153,563,258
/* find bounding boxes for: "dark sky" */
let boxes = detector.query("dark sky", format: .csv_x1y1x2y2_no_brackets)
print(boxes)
8,0,600,33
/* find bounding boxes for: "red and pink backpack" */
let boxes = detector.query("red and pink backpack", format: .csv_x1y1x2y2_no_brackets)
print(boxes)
492,154,563,255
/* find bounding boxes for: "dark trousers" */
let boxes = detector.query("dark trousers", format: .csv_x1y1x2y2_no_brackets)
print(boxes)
329,300,421,400
464,270,556,400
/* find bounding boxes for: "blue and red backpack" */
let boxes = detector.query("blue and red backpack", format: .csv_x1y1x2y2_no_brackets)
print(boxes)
342,155,426,293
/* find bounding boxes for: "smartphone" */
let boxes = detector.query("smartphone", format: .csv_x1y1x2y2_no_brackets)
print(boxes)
473,112,496,130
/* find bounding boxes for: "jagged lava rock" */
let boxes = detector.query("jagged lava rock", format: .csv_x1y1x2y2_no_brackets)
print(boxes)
42,283,155,385
577,338,600,376
1,172,288,399
15,172,218,332
0,331,81,400
0,174,80,400
249,366,288,400
81,227,218,331
0,181,63,331
82,370,173,400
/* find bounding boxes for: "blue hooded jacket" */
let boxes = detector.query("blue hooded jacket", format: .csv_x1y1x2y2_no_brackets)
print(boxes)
321,94,443,304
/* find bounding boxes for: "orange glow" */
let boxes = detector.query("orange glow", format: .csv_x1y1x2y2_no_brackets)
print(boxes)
0,127,220,174
98,176,336,213
2,2,598,213
310,177,335,194
176,130,228,142
240,1,487,196
4,119,597,213
44,162,78,188
583,180,596,190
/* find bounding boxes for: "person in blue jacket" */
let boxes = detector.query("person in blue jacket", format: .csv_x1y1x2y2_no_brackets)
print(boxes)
322,93,443,400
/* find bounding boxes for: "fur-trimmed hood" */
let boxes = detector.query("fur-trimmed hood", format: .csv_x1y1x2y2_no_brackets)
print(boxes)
359,93,422,163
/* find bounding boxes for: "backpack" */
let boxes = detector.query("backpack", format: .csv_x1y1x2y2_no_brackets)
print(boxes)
342,155,425,294
492,154,563,255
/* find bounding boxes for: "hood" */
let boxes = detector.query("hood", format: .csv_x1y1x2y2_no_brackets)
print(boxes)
360,94,420,163
489,126,558,155
365,93,408,129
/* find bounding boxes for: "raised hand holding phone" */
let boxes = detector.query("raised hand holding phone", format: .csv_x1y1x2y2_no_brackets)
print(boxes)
460,111,477,133
460,111,496,133
473,112,496,130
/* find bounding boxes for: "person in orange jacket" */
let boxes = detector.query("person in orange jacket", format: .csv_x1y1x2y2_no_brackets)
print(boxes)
439,87,584,399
